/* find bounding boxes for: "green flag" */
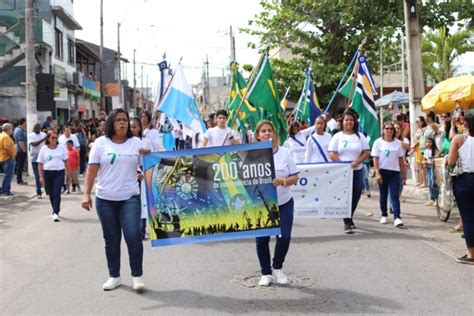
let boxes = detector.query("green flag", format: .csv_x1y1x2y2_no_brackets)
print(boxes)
348,55,380,146
246,55,288,144
225,62,247,109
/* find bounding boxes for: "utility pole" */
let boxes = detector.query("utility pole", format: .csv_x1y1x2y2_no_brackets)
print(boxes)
25,0,37,177
133,49,136,113
141,65,144,110
117,22,122,107
404,0,425,182
99,0,105,111
401,32,406,93
205,54,210,107
146,74,149,109
229,25,236,62
379,44,384,97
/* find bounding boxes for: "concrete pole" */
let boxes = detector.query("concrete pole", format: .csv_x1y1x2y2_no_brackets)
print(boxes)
141,65,144,109
133,49,136,114
25,0,37,177
404,0,425,182
230,25,236,62
401,32,406,94
99,0,105,110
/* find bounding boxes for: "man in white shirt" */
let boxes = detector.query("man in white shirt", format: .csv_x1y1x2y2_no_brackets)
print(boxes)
58,126,80,150
201,110,240,148
28,123,46,198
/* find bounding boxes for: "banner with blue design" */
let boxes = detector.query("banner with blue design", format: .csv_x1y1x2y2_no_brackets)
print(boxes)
142,142,281,247
292,162,353,218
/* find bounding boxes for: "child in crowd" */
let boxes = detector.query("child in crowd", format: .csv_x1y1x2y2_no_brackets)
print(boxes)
423,137,437,206
66,140,81,193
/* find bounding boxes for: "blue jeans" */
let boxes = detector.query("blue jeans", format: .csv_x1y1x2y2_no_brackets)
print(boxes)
44,169,64,214
256,198,294,275
362,163,370,193
426,165,438,201
378,169,401,219
1,158,16,195
32,162,42,195
343,168,364,226
96,195,143,278
453,173,474,248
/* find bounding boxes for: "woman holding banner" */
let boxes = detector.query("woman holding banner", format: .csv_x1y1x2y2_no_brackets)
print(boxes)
82,109,150,292
254,120,299,287
283,121,315,163
328,110,370,234
371,122,407,227
304,116,332,163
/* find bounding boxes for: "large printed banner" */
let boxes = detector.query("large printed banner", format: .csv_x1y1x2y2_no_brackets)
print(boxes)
142,142,281,247
292,162,353,218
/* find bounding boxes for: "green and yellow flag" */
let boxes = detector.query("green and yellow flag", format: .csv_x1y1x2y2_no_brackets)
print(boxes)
246,54,288,144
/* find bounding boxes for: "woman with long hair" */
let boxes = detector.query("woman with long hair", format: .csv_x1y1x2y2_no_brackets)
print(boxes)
448,112,474,265
38,131,70,222
328,110,370,234
372,122,407,227
254,120,299,286
410,116,428,187
82,109,150,291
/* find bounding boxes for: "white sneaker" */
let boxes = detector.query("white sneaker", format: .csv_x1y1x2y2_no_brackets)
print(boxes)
394,218,404,227
52,213,60,222
102,277,121,291
273,269,288,284
258,275,273,287
380,216,388,224
132,276,145,292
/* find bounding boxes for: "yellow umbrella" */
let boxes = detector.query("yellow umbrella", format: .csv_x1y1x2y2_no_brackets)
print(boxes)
421,75,474,113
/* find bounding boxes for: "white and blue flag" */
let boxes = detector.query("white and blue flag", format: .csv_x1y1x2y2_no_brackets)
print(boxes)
156,65,206,137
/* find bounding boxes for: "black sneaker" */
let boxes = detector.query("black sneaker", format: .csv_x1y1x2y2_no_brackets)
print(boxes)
344,225,354,234
455,255,474,266
349,220,357,229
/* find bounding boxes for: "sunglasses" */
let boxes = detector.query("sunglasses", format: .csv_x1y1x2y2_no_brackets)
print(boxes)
50,137,58,139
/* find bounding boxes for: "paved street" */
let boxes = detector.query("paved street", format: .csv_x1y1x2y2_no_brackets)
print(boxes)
1,179,473,315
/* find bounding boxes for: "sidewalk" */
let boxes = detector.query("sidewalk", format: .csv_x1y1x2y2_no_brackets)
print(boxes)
368,177,430,201
0,175,44,205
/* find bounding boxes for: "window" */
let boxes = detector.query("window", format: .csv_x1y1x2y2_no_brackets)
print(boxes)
55,28,63,59
67,38,74,64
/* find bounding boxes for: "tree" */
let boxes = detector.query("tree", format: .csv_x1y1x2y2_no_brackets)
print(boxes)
242,0,474,108
422,26,474,83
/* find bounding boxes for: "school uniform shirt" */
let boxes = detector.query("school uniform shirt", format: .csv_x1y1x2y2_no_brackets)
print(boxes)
58,134,80,149
143,128,164,151
283,126,315,163
371,138,404,172
305,132,332,163
423,149,434,165
274,146,299,205
203,126,239,147
28,131,46,162
37,145,68,170
328,132,369,170
88,136,142,201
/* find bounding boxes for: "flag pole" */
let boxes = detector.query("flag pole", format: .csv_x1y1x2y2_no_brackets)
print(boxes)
323,49,359,115
152,57,182,128
346,41,367,109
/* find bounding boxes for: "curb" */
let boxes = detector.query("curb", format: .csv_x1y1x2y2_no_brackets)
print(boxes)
0,193,36,206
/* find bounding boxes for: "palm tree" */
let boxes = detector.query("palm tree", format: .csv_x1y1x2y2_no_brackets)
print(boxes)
422,26,473,83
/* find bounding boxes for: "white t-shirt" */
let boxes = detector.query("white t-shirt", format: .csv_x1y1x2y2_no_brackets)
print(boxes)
328,132,370,170
274,146,299,205
371,138,404,172
203,126,239,147
143,128,164,151
58,134,80,149
37,145,68,170
305,132,332,163
28,131,46,162
327,118,337,132
88,136,142,201
283,126,315,163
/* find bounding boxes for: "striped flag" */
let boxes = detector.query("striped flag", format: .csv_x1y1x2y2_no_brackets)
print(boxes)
294,69,321,126
348,55,380,146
